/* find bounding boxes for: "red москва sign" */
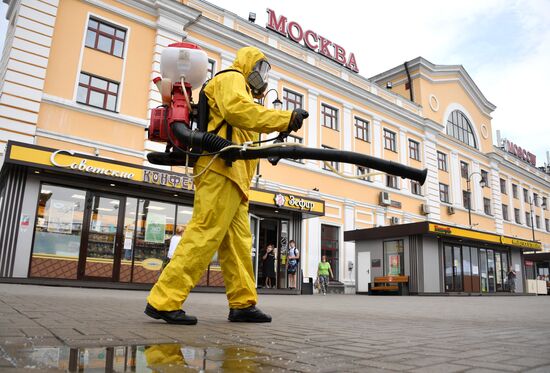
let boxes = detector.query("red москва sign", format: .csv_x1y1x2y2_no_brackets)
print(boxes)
502,139,536,166
266,9,359,73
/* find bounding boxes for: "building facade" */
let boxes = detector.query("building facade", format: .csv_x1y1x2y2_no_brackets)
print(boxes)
0,0,549,294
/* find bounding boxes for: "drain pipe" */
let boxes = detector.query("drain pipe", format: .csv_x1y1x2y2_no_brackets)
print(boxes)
404,61,414,103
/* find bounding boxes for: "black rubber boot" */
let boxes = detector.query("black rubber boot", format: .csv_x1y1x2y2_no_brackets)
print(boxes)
228,306,272,323
144,303,197,325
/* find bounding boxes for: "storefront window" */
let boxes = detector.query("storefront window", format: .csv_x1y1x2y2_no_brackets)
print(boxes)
383,240,404,276
479,249,488,292
487,249,495,292
120,197,138,282
132,199,175,283
30,184,86,279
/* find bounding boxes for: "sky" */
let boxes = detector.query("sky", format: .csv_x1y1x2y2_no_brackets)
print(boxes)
1,0,549,166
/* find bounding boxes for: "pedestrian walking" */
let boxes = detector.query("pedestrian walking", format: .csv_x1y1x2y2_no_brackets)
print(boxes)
145,46,308,324
507,266,517,293
287,240,299,289
317,255,333,295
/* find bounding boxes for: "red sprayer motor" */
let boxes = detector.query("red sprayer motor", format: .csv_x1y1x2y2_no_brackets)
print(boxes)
147,42,208,150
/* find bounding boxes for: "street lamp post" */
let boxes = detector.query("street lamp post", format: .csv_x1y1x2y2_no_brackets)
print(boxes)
528,195,547,242
261,88,283,110
466,172,487,228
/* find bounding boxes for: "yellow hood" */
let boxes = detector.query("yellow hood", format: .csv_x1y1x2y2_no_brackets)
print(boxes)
229,46,266,78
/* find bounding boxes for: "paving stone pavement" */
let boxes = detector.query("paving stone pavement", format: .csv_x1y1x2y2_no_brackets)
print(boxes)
0,283,549,372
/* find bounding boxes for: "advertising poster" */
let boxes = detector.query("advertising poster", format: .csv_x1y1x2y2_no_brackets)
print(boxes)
145,213,166,243
47,200,75,234
389,254,400,275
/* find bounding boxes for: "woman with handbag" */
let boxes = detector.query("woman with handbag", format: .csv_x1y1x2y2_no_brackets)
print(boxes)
317,255,333,295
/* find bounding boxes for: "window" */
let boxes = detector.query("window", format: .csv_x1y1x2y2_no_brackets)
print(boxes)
500,178,507,194
411,180,422,195
546,218,549,232
286,135,303,163
85,17,126,57
523,188,529,202
354,117,369,142
481,170,489,186
437,152,447,171
460,161,469,179
439,183,450,203
357,166,371,182
384,240,404,276
533,193,539,207
386,175,399,189
502,204,509,221
463,190,471,210
77,73,119,112
322,145,338,171
535,215,541,229
543,197,548,208
283,89,303,111
321,224,340,280
525,212,531,227
483,198,492,215
408,139,420,161
383,129,396,152
446,110,476,148
321,104,338,130
512,184,518,199
207,59,216,79
514,208,521,224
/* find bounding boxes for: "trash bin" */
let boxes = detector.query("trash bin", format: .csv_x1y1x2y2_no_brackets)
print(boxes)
301,277,313,295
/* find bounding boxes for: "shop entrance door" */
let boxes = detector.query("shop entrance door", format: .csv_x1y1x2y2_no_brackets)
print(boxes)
258,219,279,288
78,193,125,281
444,244,463,292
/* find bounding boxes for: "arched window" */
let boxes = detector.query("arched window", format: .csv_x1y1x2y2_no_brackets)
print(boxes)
446,110,476,148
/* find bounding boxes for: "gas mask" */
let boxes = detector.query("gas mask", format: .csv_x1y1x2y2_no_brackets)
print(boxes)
247,59,270,98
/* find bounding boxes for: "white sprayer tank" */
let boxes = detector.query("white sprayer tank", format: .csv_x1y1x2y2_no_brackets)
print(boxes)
160,42,208,88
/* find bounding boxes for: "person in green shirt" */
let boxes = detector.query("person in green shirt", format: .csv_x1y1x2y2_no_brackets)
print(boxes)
317,255,333,295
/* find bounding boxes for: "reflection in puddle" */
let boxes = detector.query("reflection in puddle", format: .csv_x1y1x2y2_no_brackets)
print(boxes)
0,343,273,372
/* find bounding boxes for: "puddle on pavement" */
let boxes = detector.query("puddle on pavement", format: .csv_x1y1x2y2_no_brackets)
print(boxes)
0,343,285,372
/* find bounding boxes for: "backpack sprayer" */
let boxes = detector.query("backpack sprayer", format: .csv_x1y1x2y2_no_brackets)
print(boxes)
146,43,428,185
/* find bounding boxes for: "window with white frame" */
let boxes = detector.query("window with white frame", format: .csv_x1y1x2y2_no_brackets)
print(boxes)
85,17,126,58
77,73,119,112
321,104,338,130
437,151,447,171
354,117,369,142
283,89,303,111
322,145,338,171
383,129,396,152
408,139,420,161
411,180,422,195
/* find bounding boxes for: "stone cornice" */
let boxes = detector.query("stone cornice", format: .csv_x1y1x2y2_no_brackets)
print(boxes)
370,57,496,116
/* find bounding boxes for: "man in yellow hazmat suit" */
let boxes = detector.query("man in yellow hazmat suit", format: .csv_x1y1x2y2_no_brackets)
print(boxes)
145,46,308,324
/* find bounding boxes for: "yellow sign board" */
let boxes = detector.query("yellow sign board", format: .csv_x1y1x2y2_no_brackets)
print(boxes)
249,189,324,215
428,223,541,250
500,237,542,250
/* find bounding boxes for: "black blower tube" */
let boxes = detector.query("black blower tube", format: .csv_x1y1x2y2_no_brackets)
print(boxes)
172,122,428,185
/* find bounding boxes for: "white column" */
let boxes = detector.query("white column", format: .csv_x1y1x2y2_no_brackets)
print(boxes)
306,89,319,169
399,130,408,191
422,131,441,221
450,151,461,207
220,52,234,69
342,104,353,175
306,217,321,279
376,208,386,226
519,183,526,224
372,117,383,184
343,203,355,284
472,161,483,213
0,0,60,152
490,162,503,233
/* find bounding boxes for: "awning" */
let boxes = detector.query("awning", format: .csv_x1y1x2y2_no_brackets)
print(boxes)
1,141,324,217
344,221,542,251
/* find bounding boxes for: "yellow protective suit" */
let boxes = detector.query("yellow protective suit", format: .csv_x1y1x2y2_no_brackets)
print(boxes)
147,47,292,311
